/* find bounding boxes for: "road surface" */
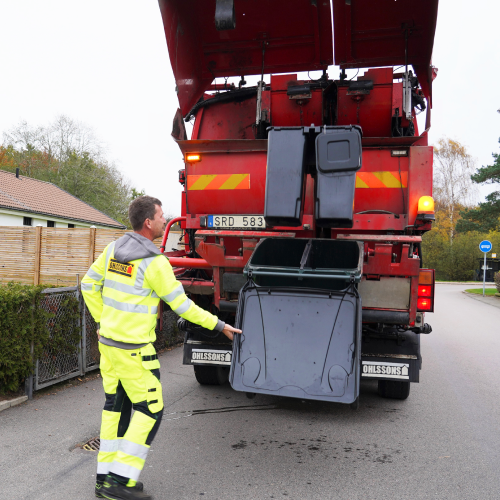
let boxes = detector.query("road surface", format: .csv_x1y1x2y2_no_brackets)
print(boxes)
2,284,499,499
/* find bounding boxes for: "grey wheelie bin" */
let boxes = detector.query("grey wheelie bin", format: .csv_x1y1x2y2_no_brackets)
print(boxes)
230,237,363,404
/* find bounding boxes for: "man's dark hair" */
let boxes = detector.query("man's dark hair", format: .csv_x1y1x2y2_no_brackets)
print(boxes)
129,196,162,231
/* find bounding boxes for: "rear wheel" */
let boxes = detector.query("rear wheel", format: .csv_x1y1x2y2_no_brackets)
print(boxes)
378,380,410,400
193,365,229,385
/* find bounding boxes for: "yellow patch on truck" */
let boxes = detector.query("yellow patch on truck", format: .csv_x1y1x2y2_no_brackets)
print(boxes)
108,259,134,278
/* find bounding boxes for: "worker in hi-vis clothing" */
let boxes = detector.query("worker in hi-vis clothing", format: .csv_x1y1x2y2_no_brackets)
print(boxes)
82,196,241,500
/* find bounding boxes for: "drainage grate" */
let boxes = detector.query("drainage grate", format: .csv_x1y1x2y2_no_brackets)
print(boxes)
82,437,100,451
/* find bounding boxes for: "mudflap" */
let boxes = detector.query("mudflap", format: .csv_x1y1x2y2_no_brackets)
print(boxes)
229,284,362,404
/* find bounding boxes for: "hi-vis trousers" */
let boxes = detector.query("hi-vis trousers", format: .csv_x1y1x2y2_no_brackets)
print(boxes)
97,343,164,482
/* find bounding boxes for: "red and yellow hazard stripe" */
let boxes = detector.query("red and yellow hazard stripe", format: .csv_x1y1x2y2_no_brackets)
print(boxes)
187,174,250,190
186,171,406,190
356,171,408,188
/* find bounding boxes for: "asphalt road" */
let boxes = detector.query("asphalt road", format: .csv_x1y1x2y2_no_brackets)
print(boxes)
2,284,500,500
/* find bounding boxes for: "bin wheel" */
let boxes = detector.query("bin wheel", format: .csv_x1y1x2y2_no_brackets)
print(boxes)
193,365,229,385
350,397,359,410
246,392,257,400
377,380,410,400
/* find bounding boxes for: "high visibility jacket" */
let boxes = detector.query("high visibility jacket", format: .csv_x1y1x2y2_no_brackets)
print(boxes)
82,234,223,345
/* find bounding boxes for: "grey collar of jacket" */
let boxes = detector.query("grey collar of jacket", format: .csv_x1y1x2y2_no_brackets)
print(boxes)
99,335,149,350
114,232,162,263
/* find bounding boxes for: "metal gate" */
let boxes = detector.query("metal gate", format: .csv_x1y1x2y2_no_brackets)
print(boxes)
32,286,99,391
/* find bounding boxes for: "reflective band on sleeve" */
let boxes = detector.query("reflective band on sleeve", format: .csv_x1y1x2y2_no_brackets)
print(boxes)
104,279,153,297
109,462,142,481
173,298,192,315
119,440,150,461
162,284,185,303
87,268,103,281
97,462,111,475
99,439,121,453
152,291,159,299
103,296,149,314
81,283,93,291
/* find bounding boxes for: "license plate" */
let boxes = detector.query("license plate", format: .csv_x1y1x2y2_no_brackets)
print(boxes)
207,215,266,229
191,349,232,365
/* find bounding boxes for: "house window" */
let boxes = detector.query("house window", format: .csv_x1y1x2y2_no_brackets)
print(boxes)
47,220,55,227
23,217,32,226
68,223,75,228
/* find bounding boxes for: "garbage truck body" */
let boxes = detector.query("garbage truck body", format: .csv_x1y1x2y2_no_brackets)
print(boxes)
157,0,439,402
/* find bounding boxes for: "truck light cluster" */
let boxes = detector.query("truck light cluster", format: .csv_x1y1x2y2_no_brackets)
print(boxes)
417,269,435,312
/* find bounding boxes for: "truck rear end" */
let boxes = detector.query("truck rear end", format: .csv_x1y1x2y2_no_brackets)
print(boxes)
158,0,439,403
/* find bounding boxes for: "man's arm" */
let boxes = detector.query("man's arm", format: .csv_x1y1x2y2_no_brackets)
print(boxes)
149,258,241,340
81,245,108,324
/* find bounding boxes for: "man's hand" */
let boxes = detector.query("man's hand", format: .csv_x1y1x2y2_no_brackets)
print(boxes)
96,328,100,340
222,324,242,341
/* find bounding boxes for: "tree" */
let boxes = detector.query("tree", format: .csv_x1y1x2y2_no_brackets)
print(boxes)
456,138,500,233
433,138,477,242
1,116,137,227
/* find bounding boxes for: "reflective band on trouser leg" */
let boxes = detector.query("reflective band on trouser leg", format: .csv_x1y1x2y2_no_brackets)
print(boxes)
109,411,156,481
97,410,121,475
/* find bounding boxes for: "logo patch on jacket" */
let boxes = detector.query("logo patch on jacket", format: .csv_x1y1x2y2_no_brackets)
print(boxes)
108,259,134,277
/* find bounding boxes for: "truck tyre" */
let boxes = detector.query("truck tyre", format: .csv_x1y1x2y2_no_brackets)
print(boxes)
377,380,410,400
193,365,229,385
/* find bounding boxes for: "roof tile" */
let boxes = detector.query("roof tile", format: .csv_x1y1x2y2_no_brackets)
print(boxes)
0,170,125,228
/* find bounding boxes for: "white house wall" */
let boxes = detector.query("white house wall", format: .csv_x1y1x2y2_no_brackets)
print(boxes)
0,208,115,229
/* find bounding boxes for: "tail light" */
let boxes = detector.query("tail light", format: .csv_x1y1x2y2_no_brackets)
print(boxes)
417,269,435,312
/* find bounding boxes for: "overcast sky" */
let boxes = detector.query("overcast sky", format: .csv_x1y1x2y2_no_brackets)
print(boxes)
1,0,498,215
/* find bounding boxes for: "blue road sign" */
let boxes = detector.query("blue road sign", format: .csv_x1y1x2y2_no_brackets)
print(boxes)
479,240,492,253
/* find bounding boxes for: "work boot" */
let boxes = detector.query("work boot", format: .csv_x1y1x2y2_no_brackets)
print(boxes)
97,477,150,500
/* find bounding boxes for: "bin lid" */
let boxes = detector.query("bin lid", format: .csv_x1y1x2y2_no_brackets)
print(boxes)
244,238,364,283
230,285,361,403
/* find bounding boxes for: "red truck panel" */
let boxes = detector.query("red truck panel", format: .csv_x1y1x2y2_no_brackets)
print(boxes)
158,0,333,116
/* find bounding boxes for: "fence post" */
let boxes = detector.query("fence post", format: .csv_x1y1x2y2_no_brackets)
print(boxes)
25,297,36,399
76,274,84,377
34,226,42,285
89,227,96,266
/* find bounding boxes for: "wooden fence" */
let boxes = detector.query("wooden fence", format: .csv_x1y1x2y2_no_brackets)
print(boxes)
0,226,171,287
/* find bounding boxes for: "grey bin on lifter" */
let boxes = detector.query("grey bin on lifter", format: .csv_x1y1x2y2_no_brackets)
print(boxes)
230,237,363,404
264,127,307,227
315,126,362,228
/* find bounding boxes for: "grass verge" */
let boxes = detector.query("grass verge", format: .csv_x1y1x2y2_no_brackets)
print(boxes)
464,288,499,296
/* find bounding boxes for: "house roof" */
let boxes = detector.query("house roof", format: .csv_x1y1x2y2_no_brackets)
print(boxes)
0,170,126,228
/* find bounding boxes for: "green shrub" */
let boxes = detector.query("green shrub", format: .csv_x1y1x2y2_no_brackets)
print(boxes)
0,283,81,393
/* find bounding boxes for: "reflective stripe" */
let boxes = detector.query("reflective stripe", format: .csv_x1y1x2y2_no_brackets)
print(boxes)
99,439,121,453
119,440,150,461
87,268,103,282
152,291,159,299
162,284,184,303
99,336,148,350
81,282,93,292
173,298,192,315
106,242,115,266
97,462,111,474
104,279,153,297
135,256,156,289
151,306,158,315
109,462,142,481
103,296,149,314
